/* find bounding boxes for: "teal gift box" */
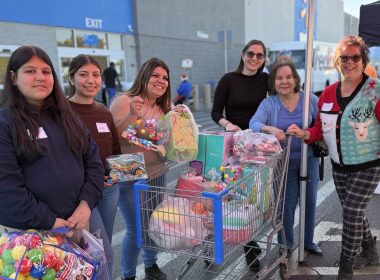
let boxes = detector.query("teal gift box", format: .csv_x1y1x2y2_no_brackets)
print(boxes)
196,131,234,174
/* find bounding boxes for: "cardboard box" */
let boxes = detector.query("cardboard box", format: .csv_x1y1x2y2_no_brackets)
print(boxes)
195,131,234,174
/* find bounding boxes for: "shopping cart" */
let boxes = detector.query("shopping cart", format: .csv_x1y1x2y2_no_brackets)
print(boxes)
134,137,292,280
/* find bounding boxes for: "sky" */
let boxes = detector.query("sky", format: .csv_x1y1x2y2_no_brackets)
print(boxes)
343,0,378,18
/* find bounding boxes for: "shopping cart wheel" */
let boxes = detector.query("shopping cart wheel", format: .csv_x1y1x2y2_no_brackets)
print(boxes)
279,263,288,280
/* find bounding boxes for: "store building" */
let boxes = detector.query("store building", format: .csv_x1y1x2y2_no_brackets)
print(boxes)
0,0,357,97
0,0,136,94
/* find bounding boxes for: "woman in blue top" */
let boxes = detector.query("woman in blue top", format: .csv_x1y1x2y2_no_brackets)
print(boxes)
249,61,322,256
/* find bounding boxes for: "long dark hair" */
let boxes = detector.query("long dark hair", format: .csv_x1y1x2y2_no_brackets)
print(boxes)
235,39,267,73
126,58,171,114
0,46,88,162
268,60,301,95
68,54,102,97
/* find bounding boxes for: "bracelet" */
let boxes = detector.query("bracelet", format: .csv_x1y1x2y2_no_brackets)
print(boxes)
224,121,231,129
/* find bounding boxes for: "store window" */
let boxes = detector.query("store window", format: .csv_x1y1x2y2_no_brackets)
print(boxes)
108,33,123,50
56,29,74,47
76,31,106,49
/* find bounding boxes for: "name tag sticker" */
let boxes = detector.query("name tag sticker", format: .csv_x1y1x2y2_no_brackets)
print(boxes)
321,102,333,111
96,122,110,133
37,127,48,139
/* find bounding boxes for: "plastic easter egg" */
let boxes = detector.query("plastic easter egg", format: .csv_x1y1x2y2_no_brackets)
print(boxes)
27,248,43,263
30,264,46,278
15,258,33,274
140,128,145,134
53,258,65,271
134,124,139,129
0,258,4,274
2,249,14,263
0,235,9,245
136,118,142,125
42,252,57,268
12,245,27,261
9,272,26,280
24,235,42,249
42,268,56,280
2,262,15,277
0,243,6,256
25,275,39,280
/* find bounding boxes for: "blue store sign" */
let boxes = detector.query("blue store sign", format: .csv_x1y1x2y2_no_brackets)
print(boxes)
0,0,135,34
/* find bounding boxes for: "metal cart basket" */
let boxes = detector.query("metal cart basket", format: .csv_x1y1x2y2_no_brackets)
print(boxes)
134,137,292,280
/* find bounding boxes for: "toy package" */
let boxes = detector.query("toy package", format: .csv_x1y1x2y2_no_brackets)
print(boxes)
156,105,198,162
0,228,103,280
233,130,282,164
105,152,147,183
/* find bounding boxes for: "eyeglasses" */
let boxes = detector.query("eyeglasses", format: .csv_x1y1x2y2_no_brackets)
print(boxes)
244,51,265,60
340,55,362,63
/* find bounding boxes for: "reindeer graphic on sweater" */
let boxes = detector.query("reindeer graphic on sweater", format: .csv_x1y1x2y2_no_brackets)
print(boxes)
348,105,374,142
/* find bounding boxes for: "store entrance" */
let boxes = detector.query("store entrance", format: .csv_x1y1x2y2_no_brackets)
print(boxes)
58,49,126,98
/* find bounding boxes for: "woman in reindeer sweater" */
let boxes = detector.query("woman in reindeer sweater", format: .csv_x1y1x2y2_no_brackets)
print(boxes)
288,35,380,280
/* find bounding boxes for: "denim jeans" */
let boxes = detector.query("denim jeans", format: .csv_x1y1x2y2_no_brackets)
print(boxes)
90,184,120,277
279,155,319,250
119,181,160,278
105,88,117,106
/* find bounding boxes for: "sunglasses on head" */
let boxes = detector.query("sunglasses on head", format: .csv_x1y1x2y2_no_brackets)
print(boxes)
340,55,362,63
244,51,265,60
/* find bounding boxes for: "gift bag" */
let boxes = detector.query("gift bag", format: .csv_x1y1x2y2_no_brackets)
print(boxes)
156,105,199,162
72,229,109,280
0,228,99,280
148,196,210,250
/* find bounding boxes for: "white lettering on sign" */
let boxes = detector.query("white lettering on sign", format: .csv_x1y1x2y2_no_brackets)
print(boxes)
85,18,103,29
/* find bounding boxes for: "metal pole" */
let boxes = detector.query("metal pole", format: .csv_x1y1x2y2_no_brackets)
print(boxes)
203,83,212,110
298,0,315,263
224,30,228,73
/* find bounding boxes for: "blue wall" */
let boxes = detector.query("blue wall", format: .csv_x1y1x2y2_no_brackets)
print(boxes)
294,0,317,41
0,0,135,34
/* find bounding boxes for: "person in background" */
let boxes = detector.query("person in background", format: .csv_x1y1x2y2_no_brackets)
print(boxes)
364,62,378,78
267,49,292,73
288,35,380,280
173,74,193,105
211,39,269,131
250,61,322,257
110,57,172,280
0,46,103,231
68,54,121,278
103,62,122,106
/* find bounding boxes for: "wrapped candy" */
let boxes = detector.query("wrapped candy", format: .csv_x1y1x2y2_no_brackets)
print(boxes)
233,130,282,164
